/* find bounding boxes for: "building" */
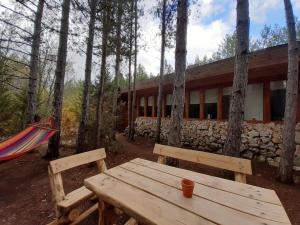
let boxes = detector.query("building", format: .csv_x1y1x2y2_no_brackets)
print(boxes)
120,42,300,128
118,42,300,166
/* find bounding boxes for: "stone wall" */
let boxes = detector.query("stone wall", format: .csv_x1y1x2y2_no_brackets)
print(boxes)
132,117,300,167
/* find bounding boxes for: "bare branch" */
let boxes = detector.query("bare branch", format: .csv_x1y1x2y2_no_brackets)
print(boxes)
0,3,35,22
0,18,33,36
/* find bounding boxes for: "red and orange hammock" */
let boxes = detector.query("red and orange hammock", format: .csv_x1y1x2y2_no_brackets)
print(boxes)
0,118,57,161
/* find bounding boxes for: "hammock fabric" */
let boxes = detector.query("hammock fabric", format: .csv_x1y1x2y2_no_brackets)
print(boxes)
0,125,56,161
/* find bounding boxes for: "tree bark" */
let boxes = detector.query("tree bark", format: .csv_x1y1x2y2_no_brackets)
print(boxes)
76,0,98,153
112,0,123,140
129,0,138,141
155,0,167,143
26,0,45,124
47,0,71,159
127,0,134,141
167,0,188,166
96,0,109,148
222,0,249,157
278,0,299,183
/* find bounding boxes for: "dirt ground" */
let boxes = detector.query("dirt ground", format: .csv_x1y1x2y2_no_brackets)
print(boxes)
0,134,300,225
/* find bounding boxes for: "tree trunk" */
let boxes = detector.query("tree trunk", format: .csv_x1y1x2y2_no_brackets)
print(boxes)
129,0,138,141
76,0,98,153
112,0,123,140
127,0,134,141
95,1,109,148
47,0,71,159
222,0,249,158
26,0,45,124
155,0,167,143
278,0,299,183
167,0,188,167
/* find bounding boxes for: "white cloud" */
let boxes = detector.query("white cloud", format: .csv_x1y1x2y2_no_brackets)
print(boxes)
250,0,281,23
138,0,235,75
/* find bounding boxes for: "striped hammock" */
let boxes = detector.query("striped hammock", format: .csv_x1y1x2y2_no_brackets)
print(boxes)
0,126,56,161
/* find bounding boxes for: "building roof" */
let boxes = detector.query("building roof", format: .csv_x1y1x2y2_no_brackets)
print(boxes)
122,42,300,96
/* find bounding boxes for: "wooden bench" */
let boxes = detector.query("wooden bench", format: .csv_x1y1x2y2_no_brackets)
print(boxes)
48,148,107,225
153,144,252,183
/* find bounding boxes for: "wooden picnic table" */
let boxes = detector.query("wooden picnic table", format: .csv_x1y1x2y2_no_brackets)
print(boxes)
84,158,291,225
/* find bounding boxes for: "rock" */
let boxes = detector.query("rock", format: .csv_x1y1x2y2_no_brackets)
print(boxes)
256,155,266,162
249,138,258,147
295,130,300,144
248,130,259,138
242,151,253,159
260,130,271,137
272,136,281,144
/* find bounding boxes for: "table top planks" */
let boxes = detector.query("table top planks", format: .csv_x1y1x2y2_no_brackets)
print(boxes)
84,158,291,225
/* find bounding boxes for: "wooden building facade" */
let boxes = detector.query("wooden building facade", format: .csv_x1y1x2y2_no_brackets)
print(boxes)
118,43,300,131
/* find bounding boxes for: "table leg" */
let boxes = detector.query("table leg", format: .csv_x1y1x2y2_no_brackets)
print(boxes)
98,199,105,225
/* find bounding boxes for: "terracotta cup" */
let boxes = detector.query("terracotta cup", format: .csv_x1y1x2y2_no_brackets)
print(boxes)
181,179,195,198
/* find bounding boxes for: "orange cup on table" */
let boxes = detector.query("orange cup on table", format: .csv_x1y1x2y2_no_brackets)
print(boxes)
181,179,195,198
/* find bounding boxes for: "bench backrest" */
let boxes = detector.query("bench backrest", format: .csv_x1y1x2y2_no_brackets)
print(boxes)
48,148,107,215
49,148,107,174
153,144,252,183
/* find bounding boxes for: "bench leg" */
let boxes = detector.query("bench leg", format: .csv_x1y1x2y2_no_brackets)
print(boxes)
234,172,247,183
125,218,138,225
98,199,105,225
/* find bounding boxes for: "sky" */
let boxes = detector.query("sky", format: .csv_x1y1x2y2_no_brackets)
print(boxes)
134,0,300,76
1,0,300,80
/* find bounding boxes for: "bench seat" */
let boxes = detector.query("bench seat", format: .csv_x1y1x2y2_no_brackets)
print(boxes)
58,186,93,210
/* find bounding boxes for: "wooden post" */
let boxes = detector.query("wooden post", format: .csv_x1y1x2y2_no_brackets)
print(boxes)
152,96,157,117
217,88,223,120
263,81,271,123
199,90,205,119
185,91,190,119
144,96,148,117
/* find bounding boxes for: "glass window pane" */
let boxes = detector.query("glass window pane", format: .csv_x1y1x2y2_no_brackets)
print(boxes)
140,97,144,107
148,96,153,106
244,83,263,120
166,94,172,105
205,89,218,103
270,81,286,121
190,91,199,104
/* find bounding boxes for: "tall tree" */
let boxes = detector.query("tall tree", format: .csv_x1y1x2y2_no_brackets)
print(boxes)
47,0,71,159
278,0,299,183
76,0,98,153
112,0,123,140
222,0,250,157
167,0,188,164
25,0,45,124
155,0,167,143
129,0,138,141
127,0,134,141
96,0,110,147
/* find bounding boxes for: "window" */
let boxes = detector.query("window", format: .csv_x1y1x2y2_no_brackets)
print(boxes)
222,87,231,119
139,97,144,116
205,89,217,119
244,83,263,121
270,81,286,121
147,96,153,117
189,91,199,118
165,94,172,117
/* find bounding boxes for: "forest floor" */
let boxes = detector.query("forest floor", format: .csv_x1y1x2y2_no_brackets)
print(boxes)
0,133,300,225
